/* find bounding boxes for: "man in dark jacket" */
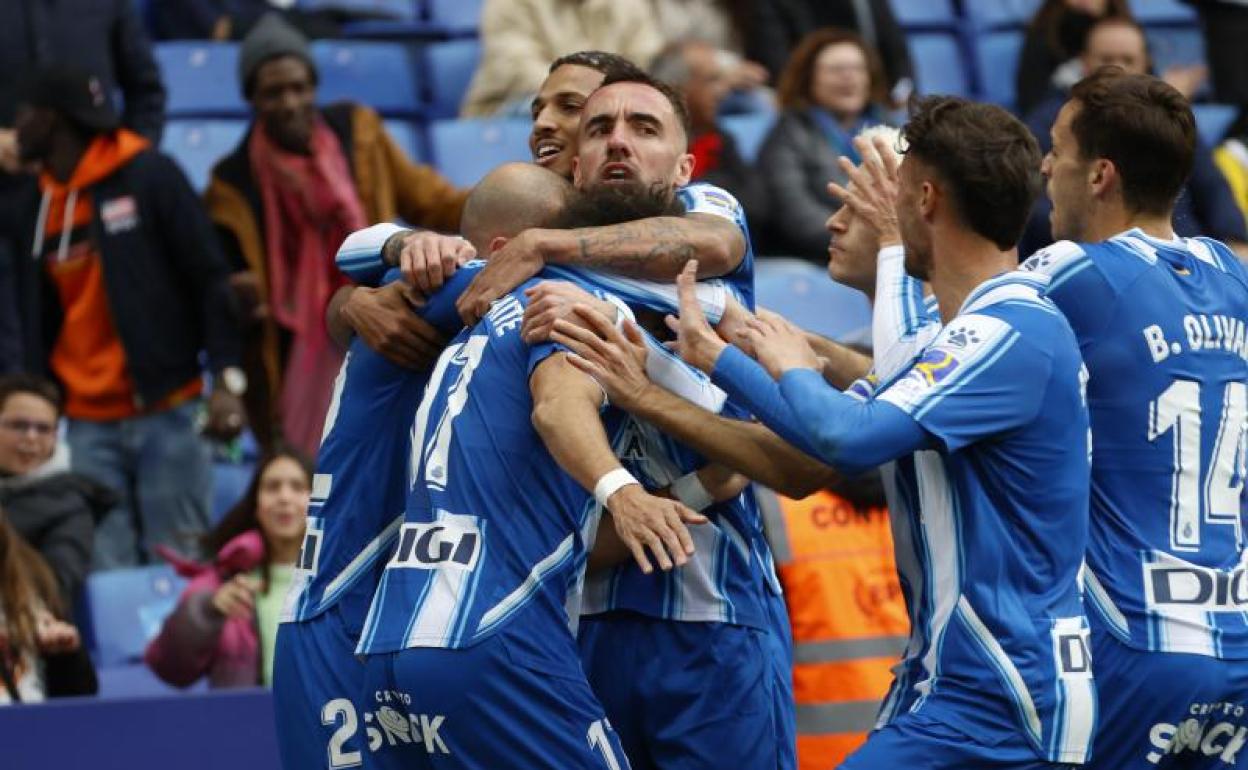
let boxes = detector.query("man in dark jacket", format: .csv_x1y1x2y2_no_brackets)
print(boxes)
0,375,114,612
7,65,245,569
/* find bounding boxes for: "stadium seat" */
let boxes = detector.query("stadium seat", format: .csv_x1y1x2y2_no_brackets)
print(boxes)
299,0,418,20
155,42,248,118
427,118,531,187
1193,104,1238,147
971,31,1025,109
888,0,956,30
1145,27,1206,77
908,33,971,97
720,112,775,165
161,119,248,191
383,118,426,162
424,38,482,119
425,0,483,36
312,40,422,116
86,565,186,666
755,259,872,342
212,460,255,524
1129,0,1197,26
961,0,1042,30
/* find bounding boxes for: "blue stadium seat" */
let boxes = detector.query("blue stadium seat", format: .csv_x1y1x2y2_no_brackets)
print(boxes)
720,112,775,165
1193,104,1238,147
424,38,481,119
161,119,248,191
155,42,248,117
908,32,971,97
425,0,482,36
86,565,186,666
428,118,531,186
300,0,418,20
1129,0,1197,26
383,118,426,162
971,31,1025,109
312,40,421,116
755,259,872,342
1145,27,1206,76
888,0,956,30
961,0,1042,29
212,460,255,524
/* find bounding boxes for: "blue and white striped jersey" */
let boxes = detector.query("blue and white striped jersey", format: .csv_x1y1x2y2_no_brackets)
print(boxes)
1022,230,1248,659
677,183,756,307
718,270,1097,765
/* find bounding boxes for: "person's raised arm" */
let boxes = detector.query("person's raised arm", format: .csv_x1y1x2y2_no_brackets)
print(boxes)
529,353,707,574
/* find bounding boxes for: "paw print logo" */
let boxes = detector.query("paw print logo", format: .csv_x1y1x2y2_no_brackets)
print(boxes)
1023,251,1053,271
945,326,980,348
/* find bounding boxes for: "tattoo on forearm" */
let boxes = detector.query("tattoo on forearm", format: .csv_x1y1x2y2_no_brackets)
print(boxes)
573,218,712,277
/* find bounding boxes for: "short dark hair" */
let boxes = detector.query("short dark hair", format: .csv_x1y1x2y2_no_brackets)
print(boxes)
594,69,693,143
1068,68,1195,216
902,96,1043,250
0,374,63,417
549,51,645,79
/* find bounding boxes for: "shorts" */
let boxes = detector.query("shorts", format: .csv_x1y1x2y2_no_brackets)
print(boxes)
273,607,370,770
839,710,1078,770
361,626,629,769
765,591,798,770
578,611,777,770
1086,617,1248,770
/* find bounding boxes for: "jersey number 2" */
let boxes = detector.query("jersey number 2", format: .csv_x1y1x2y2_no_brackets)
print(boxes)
1147,379,1246,551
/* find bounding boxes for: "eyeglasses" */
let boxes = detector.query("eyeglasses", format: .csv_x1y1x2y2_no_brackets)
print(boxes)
0,419,57,437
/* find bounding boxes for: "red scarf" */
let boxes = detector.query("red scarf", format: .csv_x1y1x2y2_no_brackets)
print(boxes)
249,118,365,456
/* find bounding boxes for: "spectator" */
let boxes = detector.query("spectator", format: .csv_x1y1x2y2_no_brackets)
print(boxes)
649,0,771,109
1020,18,1248,256
206,14,468,455
757,28,890,262
1186,1,1248,107
461,0,665,117
1214,114,1248,231
7,64,246,570
650,40,770,233
145,449,311,689
1016,0,1132,116
0,0,167,146
0,507,96,704
153,0,340,42
743,0,913,103
0,375,114,613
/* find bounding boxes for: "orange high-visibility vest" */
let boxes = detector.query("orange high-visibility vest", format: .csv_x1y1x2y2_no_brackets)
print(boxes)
758,488,909,770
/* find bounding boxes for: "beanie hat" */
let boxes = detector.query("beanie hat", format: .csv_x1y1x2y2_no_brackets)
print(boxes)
238,13,316,99
18,64,119,133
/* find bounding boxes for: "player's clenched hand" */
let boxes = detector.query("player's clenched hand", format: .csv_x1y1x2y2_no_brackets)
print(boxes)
666,261,727,373
383,230,476,295
457,229,546,325
521,280,618,343
743,309,821,379
342,283,447,369
211,574,259,619
605,484,708,574
827,134,902,249
552,306,653,412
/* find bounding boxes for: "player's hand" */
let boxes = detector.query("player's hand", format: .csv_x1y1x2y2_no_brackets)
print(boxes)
383,230,476,295
521,281,618,343
666,261,728,373
203,387,247,442
341,283,447,369
827,134,902,249
35,610,81,654
552,306,654,412
742,309,821,379
211,574,259,619
456,229,546,325
605,484,708,574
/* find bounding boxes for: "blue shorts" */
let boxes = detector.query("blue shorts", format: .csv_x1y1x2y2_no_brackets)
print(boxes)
361,626,629,770
839,710,1077,770
273,607,370,770
577,611,779,770
764,590,797,770
1087,617,1248,770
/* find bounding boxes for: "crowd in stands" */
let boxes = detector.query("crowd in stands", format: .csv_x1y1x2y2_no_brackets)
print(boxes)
0,0,1246,733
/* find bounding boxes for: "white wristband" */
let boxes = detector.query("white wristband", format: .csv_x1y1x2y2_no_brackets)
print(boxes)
594,468,640,508
671,471,715,512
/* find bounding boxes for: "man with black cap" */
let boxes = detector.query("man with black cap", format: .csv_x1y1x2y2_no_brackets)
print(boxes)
206,13,469,456
7,64,246,570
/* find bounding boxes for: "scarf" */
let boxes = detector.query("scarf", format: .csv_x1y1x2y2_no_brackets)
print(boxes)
248,118,365,456
809,107,879,165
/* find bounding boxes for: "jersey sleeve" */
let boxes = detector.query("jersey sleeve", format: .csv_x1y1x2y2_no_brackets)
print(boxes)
391,261,486,335
1019,240,1115,348
872,245,942,380
543,266,735,324
678,183,754,304
336,223,409,285
877,312,1050,452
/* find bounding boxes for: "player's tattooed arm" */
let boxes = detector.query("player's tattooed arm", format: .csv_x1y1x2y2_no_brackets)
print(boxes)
530,354,708,574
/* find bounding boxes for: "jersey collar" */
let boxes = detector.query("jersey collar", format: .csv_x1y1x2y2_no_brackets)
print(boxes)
958,270,1050,316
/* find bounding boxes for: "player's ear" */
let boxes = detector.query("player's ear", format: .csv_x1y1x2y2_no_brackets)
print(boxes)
488,236,509,256
571,155,582,187
674,151,695,188
1088,158,1114,198
919,180,937,222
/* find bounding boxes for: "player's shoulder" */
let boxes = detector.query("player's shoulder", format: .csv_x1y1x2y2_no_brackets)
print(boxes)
1020,239,1094,283
1185,236,1248,289
678,182,744,223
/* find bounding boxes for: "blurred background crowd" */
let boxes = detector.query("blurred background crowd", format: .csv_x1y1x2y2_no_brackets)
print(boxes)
0,0,1247,766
